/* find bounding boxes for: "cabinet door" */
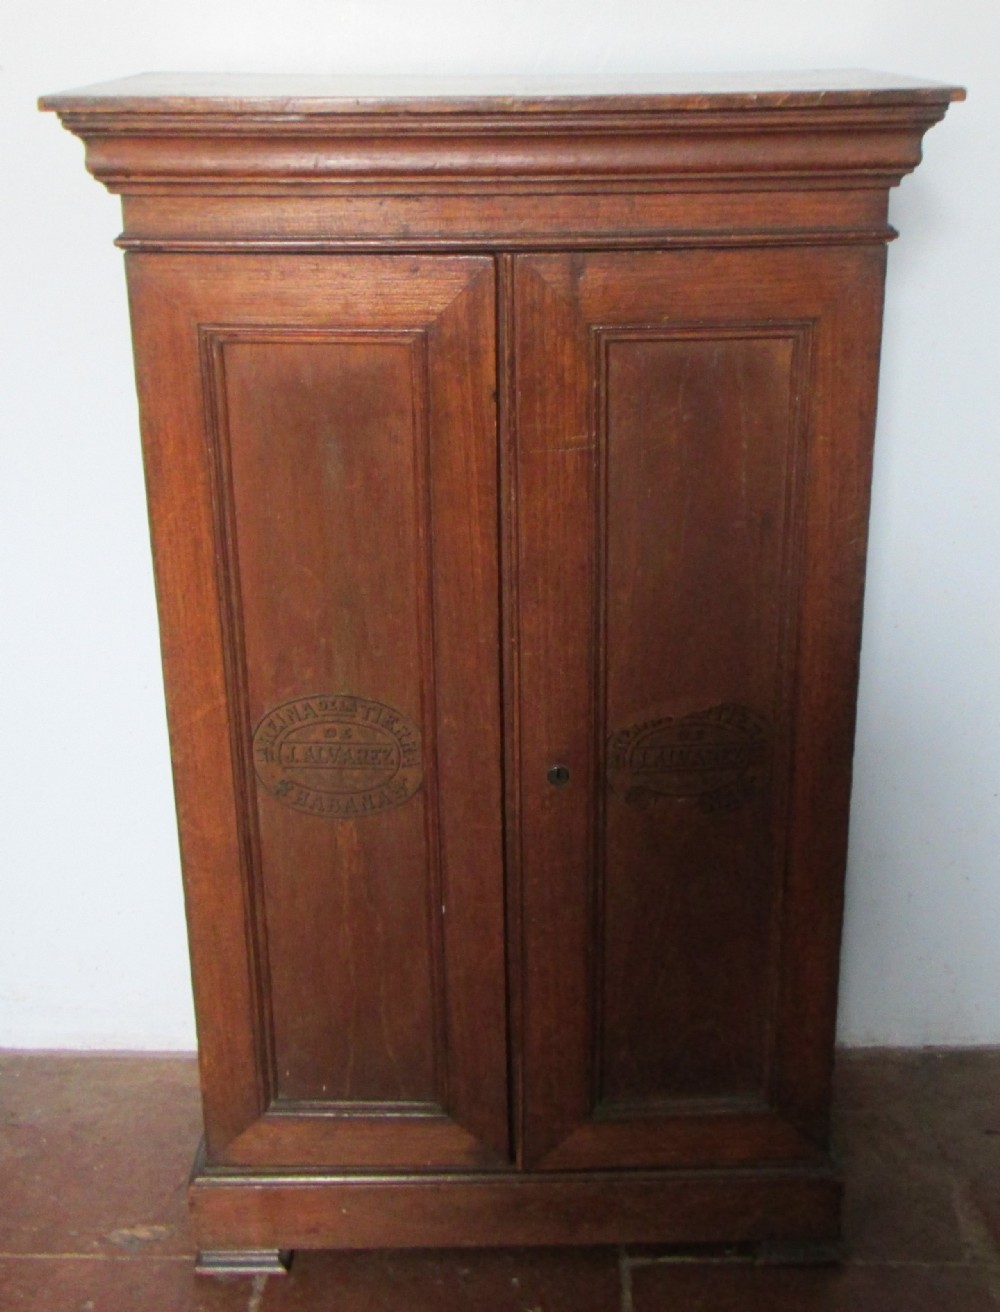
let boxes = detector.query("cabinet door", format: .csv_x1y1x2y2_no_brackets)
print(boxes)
512,248,885,1169
127,254,509,1169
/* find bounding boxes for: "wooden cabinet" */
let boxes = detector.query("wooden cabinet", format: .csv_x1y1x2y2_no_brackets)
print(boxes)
42,71,961,1273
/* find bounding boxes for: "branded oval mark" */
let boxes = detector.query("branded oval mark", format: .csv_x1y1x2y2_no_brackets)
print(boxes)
607,703,769,815
253,694,422,819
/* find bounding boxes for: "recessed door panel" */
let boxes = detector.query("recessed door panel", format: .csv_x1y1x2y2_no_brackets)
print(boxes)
600,328,803,1114
217,329,439,1110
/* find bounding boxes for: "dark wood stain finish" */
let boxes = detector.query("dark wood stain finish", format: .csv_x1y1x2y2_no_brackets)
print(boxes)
41,71,962,1269
513,246,890,1172
123,253,508,1171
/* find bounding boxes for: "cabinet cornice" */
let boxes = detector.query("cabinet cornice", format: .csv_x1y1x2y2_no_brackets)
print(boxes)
42,74,961,199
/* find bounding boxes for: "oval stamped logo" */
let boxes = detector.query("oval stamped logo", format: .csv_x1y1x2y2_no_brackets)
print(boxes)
607,703,769,815
252,694,422,819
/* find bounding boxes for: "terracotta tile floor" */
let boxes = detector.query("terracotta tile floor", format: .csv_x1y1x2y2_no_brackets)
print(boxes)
1,1050,997,1310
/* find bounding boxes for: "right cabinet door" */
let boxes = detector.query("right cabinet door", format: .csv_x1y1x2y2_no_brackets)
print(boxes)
512,248,886,1170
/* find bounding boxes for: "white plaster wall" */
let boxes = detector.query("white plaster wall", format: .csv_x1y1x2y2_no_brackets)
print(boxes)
1,0,996,1049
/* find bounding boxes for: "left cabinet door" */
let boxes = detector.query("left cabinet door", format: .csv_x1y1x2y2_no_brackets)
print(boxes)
127,254,509,1170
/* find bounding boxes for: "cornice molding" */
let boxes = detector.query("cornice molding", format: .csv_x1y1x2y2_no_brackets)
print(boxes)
42,79,961,197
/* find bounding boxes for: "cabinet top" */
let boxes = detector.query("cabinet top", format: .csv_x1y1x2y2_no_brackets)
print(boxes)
40,70,963,224
41,69,963,116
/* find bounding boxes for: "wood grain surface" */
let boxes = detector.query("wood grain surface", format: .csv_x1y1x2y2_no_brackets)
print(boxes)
42,73,961,1261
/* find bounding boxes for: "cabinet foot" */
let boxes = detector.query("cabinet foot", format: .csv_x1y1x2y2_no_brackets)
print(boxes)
196,1249,293,1277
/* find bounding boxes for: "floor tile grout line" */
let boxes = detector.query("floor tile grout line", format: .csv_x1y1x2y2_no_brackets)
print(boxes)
618,1246,633,1312
247,1273,268,1312
623,1254,1000,1271
851,1259,1000,1271
952,1177,1000,1269
625,1252,753,1271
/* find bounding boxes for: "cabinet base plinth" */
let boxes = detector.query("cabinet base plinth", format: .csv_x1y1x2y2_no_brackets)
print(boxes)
196,1248,292,1277
190,1155,842,1256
